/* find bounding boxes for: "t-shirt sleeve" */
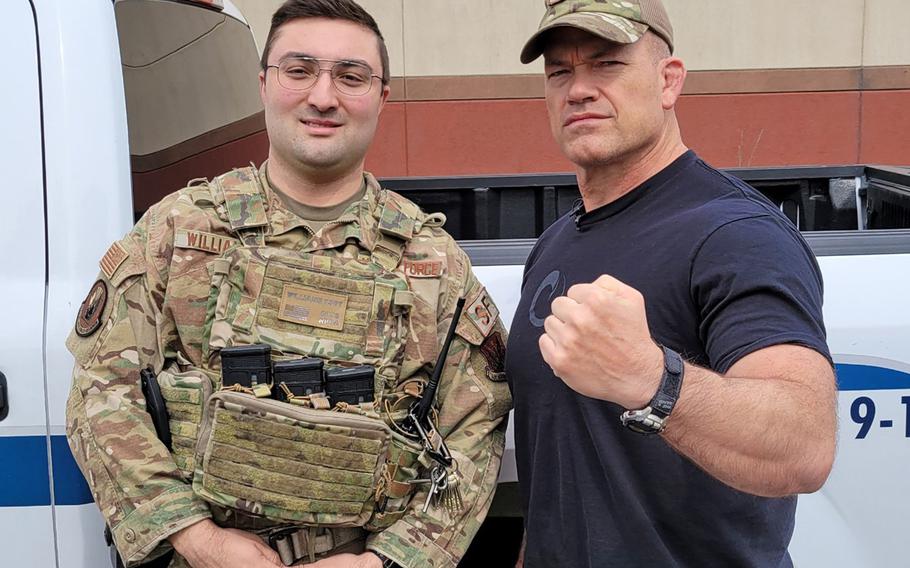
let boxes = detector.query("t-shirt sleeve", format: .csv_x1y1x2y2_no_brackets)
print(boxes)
690,214,831,373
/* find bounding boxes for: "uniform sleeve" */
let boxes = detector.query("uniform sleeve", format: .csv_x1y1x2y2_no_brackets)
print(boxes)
691,214,831,373
367,247,512,568
65,208,211,566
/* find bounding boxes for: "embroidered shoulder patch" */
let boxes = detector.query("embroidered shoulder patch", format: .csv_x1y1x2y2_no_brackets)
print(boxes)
75,280,108,337
99,242,128,280
480,331,506,378
465,287,499,337
175,229,235,255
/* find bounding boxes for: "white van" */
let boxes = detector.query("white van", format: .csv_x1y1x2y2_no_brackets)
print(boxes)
2,1,909,567
1,1,262,566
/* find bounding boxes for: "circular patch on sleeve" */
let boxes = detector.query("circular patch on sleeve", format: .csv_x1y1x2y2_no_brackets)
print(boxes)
75,280,108,337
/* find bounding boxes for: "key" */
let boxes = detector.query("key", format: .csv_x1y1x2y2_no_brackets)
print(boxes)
431,471,448,511
422,465,447,513
422,482,436,513
440,470,463,517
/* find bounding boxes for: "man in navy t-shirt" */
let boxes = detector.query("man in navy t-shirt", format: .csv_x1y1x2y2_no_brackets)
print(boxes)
507,1,837,566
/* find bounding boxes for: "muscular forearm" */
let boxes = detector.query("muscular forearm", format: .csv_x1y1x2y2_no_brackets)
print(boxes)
662,349,836,497
539,275,836,498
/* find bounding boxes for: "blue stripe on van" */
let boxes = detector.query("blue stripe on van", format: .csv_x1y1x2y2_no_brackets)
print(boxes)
0,362,909,508
51,435,93,505
836,363,910,391
0,435,51,506
0,435,92,507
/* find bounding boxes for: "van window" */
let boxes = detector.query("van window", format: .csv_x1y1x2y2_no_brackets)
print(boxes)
114,0,265,219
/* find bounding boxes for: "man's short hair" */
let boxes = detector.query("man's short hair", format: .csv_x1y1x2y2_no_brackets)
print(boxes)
260,0,390,85
645,31,671,63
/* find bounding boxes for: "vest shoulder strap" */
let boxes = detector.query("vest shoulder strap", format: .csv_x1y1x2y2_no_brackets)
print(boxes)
372,190,426,271
210,167,269,246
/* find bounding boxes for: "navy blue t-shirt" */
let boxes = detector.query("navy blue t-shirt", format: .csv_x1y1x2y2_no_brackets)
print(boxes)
506,151,830,568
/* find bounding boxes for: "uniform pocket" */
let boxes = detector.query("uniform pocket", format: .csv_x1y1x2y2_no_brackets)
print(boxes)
364,431,423,530
193,391,393,527
157,365,214,479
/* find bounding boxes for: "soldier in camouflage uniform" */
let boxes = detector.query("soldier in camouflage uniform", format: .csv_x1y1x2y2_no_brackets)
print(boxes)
65,2,511,568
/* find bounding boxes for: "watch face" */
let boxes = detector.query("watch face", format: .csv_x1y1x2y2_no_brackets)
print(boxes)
621,408,664,435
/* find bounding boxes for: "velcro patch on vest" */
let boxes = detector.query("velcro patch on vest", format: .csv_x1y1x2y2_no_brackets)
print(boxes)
278,284,348,331
99,242,128,280
175,229,235,255
465,287,499,337
402,259,443,279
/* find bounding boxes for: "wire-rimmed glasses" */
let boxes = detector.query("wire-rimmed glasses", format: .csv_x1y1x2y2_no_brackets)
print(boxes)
267,56,383,96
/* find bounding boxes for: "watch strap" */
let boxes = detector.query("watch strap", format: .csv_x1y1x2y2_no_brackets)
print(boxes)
619,346,685,434
649,346,684,419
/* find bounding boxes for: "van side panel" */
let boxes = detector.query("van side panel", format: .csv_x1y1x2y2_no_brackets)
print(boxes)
789,253,910,567
0,1,56,565
35,0,135,566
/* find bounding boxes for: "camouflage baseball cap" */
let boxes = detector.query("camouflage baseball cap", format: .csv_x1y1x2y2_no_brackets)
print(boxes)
520,0,674,64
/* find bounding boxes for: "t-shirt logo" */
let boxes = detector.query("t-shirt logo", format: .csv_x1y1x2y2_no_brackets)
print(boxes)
528,270,566,328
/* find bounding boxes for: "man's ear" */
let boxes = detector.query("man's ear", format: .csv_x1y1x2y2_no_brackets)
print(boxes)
660,58,687,110
259,70,267,105
378,83,391,113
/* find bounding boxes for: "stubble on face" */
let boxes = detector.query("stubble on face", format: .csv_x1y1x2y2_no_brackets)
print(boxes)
543,30,667,171
280,107,351,171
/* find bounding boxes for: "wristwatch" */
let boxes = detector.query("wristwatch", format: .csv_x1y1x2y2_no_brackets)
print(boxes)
372,550,401,568
620,346,685,434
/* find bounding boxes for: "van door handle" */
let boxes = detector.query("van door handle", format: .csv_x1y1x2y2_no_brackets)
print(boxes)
0,371,8,421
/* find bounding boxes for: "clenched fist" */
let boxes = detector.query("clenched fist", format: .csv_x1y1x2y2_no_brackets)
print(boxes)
539,274,664,409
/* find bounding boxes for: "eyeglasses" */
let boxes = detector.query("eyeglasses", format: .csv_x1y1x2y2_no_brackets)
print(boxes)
266,56,383,96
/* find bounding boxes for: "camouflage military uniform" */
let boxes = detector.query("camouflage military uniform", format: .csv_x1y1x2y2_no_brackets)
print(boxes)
65,165,511,568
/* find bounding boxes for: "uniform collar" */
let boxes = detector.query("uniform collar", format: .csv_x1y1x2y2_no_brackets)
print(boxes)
257,162,383,253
